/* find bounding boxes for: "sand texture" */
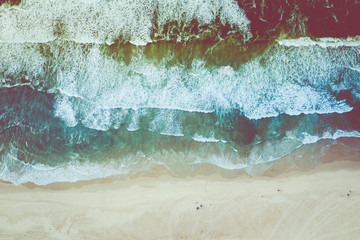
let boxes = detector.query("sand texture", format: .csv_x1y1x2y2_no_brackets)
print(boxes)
0,160,360,240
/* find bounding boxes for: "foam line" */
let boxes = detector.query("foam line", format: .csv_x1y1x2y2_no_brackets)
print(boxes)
0,0,251,45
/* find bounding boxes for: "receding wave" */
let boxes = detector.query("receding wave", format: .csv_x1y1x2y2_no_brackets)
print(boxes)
1,0,360,185
2,128,360,185
1,84,360,184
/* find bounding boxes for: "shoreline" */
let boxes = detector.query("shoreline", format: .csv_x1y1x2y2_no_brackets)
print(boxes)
2,136,360,186
1,159,360,239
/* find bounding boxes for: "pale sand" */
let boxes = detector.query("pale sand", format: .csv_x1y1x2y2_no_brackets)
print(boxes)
0,160,360,240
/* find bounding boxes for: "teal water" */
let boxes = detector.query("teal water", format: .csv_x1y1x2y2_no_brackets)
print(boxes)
0,0,360,185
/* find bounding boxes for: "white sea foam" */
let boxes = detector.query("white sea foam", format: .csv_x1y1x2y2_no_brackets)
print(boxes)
0,0,250,45
2,128,360,184
244,129,360,175
190,135,314,175
51,41,357,128
301,130,360,145
233,130,360,176
149,109,184,137
192,132,226,143
278,36,360,48
0,145,154,185
0,157,126,185
0,43,46,83
127,109,145,132
53,95,78,127
1,39,359,130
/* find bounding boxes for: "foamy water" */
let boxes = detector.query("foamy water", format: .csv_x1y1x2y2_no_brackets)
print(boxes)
1,41,358,126
0,0,250,44
0,0,359,185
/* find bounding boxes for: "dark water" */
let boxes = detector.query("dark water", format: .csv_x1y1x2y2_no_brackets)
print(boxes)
0,0,359,185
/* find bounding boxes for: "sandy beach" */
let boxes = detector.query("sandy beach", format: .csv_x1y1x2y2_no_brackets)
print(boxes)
0,160,359,240
1,0,360,239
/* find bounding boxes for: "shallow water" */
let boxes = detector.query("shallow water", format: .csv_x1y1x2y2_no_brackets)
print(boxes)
0,0,359,185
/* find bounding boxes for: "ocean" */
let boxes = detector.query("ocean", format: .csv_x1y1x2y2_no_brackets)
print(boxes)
0,0,359,185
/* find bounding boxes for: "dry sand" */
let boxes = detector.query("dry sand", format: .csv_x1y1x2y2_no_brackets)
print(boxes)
0,160,360,240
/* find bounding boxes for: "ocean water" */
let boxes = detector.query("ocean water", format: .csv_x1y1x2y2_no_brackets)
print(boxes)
0,0,359,185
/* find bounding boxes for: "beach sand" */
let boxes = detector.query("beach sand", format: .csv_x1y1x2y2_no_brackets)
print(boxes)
0,160,359,240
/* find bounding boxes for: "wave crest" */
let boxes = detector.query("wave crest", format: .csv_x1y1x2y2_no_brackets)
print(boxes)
0,0,251,45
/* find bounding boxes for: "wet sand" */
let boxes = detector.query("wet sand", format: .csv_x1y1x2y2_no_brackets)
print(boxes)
0,160,359,240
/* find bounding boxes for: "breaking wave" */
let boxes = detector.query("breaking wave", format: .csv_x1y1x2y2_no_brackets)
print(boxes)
1,39,359,129
0,0,251,45
1,0,360,185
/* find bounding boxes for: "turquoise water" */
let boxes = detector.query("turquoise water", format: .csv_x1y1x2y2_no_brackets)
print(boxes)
0,0,359,185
